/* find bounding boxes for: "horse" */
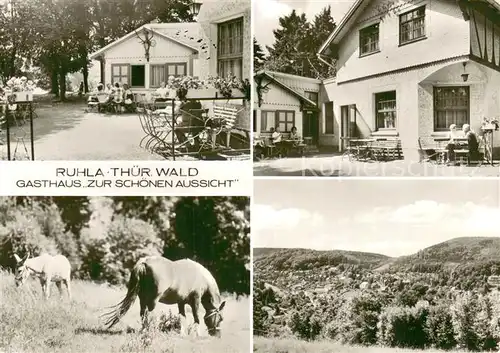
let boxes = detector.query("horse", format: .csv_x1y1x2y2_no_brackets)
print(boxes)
101,256,226,337
14,252,72,300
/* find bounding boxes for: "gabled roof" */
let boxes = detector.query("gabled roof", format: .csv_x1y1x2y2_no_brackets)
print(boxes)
89,24,199,60
254,70,318,107
318,0,500,56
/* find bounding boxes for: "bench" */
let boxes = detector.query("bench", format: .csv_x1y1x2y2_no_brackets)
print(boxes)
213,105,239,148
371,138,400,161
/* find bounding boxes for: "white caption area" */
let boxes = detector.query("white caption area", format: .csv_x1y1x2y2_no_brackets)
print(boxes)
0,161,251,196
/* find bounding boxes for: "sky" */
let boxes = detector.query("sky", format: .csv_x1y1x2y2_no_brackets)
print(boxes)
254,0,355,49
253,179,500,257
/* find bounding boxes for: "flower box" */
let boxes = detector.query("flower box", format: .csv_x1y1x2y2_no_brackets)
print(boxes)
13,91,33,102
482,123,497,131
185,88,244,100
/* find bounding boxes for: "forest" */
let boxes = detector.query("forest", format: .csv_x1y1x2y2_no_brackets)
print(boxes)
0,196,250,294
254,241,500,351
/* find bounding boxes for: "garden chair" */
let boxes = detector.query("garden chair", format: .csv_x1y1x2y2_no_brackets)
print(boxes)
96,93,111,113
418,138,446,164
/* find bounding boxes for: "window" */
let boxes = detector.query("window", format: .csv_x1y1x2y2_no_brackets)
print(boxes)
111,64,129,85
260,111,275,132
150,63,187,88
400,6,426,45
277,111,295,132
218,17,243,79
434,87,469,131
305,91,319,106
150,65,167,88
359,23,380,56
324,101,334,134
375,91,397,129
131,65,145,87
253,110,257,132
167,63,187,77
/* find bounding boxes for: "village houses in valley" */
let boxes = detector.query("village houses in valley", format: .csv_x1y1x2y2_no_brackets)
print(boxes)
256,0,500,161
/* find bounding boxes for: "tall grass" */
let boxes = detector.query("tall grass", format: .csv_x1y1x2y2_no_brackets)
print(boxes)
0,270,249,353
253,337,468,353
253,337,470,353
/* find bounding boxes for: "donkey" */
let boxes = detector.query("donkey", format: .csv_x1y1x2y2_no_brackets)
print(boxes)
101,256,226,337
14,252,72,300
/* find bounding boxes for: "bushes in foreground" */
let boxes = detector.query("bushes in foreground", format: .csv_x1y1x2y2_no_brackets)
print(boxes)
254,282,500,351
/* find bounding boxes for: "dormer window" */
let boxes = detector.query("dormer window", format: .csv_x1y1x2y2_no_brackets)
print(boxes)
399,6,426,45
359,23,380,56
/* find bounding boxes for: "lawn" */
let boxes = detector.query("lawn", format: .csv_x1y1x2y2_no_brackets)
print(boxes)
253,337,464,353
0,271,250,353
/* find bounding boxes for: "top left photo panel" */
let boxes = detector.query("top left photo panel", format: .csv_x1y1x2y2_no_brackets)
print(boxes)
0,0,251,162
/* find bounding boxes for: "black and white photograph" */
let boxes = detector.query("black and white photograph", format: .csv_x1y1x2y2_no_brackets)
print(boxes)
0,0,251,161
0,196,250,353
253,0,500,176
253,178,500,352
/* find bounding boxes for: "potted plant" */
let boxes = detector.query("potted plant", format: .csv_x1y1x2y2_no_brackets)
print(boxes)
4,77,36,103
481,117,499,131
209,76,246,99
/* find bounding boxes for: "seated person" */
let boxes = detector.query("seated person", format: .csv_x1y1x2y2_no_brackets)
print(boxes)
88,83,103,100
174,98,204,150
122,83,135,112
463,124,480,161
113,83,123,103
289,126,301,144
445,124,461,163
270,127,282,144
154,82,169,102
105,83,114,97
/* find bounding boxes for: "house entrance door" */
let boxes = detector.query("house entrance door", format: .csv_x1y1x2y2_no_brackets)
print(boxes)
341,104,356,151
303,110,319,145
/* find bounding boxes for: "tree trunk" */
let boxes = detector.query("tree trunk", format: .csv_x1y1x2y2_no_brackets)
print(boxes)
51,70,59,96
99,57,105,85
83,64,89,93
59,68,67,101
8,48,17,78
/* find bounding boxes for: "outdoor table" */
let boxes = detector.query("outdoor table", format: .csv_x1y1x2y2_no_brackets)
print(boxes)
433,137,467,142
433,137,471,165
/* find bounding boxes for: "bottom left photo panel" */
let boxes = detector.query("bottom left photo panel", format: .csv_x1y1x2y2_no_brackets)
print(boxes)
0,196,250,353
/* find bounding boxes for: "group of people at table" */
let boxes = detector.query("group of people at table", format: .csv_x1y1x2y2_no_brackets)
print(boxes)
254,126,304,158
87,79,174,113
442,123,480,165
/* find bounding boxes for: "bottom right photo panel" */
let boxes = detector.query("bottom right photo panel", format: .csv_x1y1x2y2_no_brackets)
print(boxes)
253,179,500,353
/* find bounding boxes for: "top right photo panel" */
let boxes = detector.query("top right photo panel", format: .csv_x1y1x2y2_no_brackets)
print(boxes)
253,0,500,177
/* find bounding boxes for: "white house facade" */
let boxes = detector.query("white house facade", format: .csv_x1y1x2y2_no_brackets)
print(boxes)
316,0,500,160
89,23,205,91
89,0,251,90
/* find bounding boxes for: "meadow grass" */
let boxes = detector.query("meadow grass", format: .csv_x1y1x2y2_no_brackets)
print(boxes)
0,271,249,353
253,337,468,353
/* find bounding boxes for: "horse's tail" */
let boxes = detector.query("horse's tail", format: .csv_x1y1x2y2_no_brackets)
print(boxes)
100,261,147,329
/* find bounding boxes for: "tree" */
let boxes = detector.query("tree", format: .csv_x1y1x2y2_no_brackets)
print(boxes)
168,197,250,294
265,7,336,79
307,6,336,78
254,38,266,72
265,10,310,76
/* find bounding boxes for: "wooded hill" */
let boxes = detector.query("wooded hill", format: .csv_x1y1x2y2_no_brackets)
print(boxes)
254,237,500,351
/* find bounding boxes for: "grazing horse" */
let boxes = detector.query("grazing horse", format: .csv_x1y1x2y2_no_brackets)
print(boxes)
14,252,72,300
101,256,226,337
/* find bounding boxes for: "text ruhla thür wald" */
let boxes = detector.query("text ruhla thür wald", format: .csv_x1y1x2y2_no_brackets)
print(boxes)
56,167,199,178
